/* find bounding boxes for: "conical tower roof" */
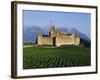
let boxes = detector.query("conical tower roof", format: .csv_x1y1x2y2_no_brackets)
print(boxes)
50,25,56,31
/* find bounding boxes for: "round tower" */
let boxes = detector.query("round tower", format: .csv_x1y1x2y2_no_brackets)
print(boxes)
37,32,42,45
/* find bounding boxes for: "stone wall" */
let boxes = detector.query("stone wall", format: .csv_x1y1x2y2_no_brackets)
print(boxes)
38,36,53,45
56,36,75,46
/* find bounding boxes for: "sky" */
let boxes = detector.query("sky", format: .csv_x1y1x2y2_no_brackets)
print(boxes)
23,10,91,38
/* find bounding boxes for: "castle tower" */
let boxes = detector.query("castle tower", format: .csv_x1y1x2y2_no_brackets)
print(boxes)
49,25,57,37
37,32,42,45
74,35,80,45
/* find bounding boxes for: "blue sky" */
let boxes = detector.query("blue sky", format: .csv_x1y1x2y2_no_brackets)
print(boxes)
23,10,91,38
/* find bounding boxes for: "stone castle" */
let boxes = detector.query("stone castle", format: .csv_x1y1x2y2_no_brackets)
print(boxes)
37,25,80,46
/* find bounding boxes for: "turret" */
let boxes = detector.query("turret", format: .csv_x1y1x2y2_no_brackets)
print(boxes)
37,32,42,45
49,25,57,37
75,34,80,45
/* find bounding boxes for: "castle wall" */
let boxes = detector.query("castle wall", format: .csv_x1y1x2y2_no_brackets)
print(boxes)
56,36,75,46
38,36,53,45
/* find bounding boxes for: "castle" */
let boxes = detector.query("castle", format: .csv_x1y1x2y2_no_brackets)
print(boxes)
37,25,80,46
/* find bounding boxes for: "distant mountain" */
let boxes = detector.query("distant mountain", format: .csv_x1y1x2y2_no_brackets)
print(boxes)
23,26,46,43
23,26,90,43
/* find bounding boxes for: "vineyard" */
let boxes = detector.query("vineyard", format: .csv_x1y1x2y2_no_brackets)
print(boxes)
23,45,90,69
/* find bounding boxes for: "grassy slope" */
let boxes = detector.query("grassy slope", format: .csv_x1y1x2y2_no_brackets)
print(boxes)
23,46,90,69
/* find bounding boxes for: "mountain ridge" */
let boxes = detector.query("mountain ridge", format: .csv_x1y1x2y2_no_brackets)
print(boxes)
23,25,90,43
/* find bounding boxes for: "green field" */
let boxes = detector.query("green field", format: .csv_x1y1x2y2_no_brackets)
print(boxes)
23,45,91,69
